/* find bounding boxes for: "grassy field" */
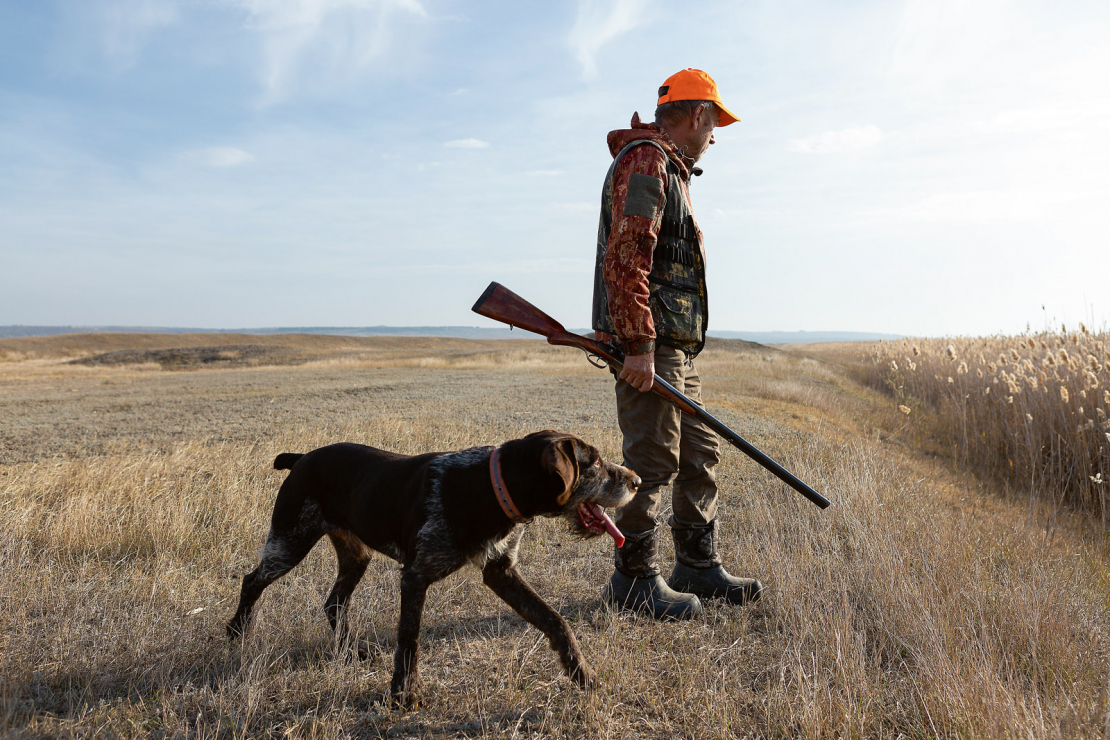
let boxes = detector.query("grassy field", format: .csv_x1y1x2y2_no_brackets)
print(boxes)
1,334,1109,738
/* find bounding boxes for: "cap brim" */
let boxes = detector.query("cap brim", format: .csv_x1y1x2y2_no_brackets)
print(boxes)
715,101,740,126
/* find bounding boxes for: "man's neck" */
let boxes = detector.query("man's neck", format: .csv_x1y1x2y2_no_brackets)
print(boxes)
657,122,681,147
657,123,692,161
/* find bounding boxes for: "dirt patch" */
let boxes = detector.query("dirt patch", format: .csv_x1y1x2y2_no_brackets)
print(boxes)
0,332,544,363
68,345,308,370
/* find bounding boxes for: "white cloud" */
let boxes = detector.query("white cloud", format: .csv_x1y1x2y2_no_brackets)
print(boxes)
98,0,179,68
887,0,1013,97
568,0,648,79
182,147,256,167
527,169,564,176
444,138,489,149
233,0,428,103
858,190,1107,225
788,125,884,154
970,106,1102,136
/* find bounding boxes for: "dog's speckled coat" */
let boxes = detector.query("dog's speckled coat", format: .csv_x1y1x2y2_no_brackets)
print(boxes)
226,430,639,707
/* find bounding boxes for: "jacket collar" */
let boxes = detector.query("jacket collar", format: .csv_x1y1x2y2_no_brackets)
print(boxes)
607,112,694,181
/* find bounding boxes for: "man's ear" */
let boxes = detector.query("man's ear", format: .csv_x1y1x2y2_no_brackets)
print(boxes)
694,102,714,130
541,437,580,506
691,102,706,129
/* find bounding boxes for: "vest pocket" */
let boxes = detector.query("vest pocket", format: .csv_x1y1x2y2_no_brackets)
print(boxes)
649,281,702,345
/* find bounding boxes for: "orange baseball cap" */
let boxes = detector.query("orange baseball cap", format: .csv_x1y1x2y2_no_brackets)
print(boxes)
657,68,739,126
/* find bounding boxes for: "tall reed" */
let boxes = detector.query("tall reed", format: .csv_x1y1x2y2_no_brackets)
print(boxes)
860,325,1110,519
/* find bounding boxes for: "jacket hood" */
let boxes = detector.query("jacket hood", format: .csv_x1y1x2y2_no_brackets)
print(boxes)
606,112,691,179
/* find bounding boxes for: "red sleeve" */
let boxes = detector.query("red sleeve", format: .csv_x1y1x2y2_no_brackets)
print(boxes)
603,145,667,355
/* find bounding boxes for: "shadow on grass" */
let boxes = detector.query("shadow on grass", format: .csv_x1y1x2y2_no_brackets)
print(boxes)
352,709,546,739
420,596,603,642
5,600,605,737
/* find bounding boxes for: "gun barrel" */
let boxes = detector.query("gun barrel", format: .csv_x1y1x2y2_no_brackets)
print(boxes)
651,375,831,509
567,339,829,508
471,281,830,510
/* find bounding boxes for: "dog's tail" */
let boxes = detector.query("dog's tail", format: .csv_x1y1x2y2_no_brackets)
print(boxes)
273,453,305,471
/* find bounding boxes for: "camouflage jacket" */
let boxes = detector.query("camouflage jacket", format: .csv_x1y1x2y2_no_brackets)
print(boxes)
591,113,708,356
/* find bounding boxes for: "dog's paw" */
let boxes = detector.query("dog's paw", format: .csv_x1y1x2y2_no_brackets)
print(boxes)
389,675,422,710
568,661,598,691
343,638,375,663
225,620,245,640
389,689,421,711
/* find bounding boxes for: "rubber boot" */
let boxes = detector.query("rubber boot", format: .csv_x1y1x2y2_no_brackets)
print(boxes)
667,518,763,606
603,528,702,620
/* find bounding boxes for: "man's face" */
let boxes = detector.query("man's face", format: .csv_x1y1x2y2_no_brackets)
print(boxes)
686,104,719,163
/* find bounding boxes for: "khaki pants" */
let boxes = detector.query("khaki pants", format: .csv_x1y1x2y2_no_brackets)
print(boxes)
613,345,721,534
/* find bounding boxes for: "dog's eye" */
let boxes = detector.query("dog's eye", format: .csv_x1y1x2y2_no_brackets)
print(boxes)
592,459,601,468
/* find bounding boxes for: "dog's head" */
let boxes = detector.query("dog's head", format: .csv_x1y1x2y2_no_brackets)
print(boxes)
502,430,639,541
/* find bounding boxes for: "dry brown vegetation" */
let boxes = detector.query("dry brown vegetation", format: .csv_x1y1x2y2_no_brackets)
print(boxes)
848,326,1110,520
2,334,1109,738
0,333,541,370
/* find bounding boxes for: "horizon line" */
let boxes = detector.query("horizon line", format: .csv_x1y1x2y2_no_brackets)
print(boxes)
0,324,906,343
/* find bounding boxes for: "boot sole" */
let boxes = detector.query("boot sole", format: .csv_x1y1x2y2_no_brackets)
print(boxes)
603,574,703,620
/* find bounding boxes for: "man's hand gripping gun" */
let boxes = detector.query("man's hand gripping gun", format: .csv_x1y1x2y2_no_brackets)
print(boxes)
472,281,831,510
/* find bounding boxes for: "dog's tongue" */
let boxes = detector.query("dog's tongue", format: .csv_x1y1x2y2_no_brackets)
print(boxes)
600,512,625,548
581,503,625,548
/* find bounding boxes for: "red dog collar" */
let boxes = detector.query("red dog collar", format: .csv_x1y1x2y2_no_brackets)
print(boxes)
489,446,527,523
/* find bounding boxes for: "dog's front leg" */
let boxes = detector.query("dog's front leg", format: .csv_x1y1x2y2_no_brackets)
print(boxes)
391,567,428,708
482,558,597,690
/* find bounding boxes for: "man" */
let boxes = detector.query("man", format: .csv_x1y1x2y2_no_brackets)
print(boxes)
592,68,763,620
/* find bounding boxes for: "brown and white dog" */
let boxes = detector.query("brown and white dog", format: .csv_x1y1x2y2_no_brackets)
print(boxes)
226,430,639,706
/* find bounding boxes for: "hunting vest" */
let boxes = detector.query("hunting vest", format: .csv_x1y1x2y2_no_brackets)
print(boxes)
592,139,708,356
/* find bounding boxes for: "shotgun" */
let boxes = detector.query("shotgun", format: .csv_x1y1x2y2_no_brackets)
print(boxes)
471,281,831,510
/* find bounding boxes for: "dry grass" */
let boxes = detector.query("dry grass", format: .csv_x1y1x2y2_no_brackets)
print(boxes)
2,334,1110,738
0,333,537,366
839,327,1110,520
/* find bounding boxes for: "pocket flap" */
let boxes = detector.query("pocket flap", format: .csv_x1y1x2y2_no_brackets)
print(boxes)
656,290,690,314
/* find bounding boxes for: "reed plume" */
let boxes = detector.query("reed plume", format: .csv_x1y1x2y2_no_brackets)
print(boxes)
861,329,1110,513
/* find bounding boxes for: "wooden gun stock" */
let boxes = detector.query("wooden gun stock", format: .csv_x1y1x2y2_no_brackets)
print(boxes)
472,282,831,510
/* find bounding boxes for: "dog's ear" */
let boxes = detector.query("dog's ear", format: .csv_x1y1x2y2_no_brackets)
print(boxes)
541,437,580,506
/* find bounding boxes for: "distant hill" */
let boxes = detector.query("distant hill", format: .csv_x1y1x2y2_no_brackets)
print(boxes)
0,325,902,344
0,325,521,340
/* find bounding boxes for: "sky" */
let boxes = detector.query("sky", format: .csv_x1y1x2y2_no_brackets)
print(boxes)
1,0,1108,337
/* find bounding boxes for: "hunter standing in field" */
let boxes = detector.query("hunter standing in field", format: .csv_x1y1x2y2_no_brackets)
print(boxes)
593,68,763,619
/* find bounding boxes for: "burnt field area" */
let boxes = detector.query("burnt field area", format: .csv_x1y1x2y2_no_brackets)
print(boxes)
2,333,1109,738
